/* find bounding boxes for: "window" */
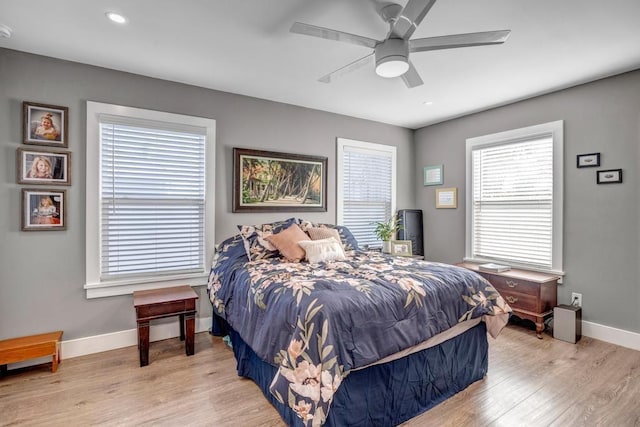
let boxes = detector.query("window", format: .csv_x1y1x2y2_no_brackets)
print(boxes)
337,138,396,248
85,102,215,298
465,121,563,274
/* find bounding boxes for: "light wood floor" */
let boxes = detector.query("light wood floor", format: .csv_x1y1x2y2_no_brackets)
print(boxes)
1,325,639,427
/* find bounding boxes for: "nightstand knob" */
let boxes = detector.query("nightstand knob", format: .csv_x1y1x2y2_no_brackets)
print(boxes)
506,296,519,304
506,280,518,288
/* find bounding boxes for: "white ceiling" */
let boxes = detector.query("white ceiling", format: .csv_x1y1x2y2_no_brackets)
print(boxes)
1,0,639,129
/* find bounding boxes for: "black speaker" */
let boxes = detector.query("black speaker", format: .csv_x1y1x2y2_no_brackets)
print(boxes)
397,209,424,256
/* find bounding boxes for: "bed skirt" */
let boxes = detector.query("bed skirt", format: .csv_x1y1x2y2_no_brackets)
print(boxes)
222,319,488,426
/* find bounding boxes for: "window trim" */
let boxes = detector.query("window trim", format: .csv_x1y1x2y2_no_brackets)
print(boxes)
464,120,564,275
336,137,397,244
85,101,216,298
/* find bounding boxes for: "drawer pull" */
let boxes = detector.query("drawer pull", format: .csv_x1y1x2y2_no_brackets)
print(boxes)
506,296,519,304
506,280,518,288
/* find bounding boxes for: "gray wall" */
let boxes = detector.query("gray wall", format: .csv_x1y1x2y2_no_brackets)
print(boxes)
415,70,640,333
0,49,414,340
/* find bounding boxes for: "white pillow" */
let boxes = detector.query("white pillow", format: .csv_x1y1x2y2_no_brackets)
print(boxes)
298,237,346,263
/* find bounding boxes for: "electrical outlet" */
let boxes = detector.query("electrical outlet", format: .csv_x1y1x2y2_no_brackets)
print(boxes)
571,292,582,307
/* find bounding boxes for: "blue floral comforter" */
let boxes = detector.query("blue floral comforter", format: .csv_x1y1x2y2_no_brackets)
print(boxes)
207,236,510,427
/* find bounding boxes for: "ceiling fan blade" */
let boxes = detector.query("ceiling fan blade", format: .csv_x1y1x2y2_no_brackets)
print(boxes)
390,0,437,40
318,53,375,83
290,22,379,49
401,61,424,88
410,30,511,52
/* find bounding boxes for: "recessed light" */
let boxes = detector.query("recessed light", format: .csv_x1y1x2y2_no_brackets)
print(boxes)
0,24,12,39
105,12,127,24
422,101,434,106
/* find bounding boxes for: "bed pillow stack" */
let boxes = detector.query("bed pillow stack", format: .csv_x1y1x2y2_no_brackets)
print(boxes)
237,218,355,263
261,223,346,263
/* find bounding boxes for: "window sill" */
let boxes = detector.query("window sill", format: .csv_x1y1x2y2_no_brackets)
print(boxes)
84,272,209,299
462,257,565,278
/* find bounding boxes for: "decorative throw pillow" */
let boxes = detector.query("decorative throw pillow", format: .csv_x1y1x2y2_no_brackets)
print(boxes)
298,220,359,250
238,217,298,261
306,226,341,244
265,223,309,262
298,237,346,264
213,234,248,266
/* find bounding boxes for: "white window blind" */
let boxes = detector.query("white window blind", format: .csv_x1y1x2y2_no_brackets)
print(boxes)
472,137,553,268
466,120,563,274
337,139,396,248
100,118,206,279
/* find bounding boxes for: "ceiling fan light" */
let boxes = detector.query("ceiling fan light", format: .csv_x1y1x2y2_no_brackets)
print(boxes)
375,56,409,78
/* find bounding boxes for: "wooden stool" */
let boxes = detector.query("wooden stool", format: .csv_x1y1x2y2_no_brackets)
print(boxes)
0,331,63,374
133,285,198,367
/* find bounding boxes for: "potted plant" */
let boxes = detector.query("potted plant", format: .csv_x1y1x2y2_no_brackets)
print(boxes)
374,216,403,253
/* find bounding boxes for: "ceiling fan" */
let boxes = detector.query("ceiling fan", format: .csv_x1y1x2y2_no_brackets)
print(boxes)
290,0,511,88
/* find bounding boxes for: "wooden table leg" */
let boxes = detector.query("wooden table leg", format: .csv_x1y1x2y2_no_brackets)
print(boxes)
138,321,150,367
535,319,544,339
185,313,195,356
179,313,185,341
0,364,7,376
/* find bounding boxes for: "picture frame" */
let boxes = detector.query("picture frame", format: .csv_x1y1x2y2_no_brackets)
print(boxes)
576,152,600,168
390,240,413,256
436,187,457,209
21,188,67,231
233,147,327,212
423,164,443,186
17,148,71,185
23,101,69,147
597,169,623,184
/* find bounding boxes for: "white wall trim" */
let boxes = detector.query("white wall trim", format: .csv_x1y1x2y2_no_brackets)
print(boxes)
582,321,640,352
336,137,397,226
85,101,216,299
5,317,213,370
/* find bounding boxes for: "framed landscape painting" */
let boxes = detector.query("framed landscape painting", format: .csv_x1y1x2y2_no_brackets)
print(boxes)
233,148,327,212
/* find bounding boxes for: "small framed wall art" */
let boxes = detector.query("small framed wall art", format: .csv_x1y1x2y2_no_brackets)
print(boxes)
23,101,69,147
17,148,71,185
21,188,67,231
423,165,443,186
436,187,457,209
596,169,622,184
576,152,600,168
390,240,413,256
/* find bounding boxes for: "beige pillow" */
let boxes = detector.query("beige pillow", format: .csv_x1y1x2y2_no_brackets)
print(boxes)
298,238,346,263
307,226,341,244
265,223,309,262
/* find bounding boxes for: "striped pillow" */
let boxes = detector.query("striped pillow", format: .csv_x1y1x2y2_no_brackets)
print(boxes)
306,226,341,243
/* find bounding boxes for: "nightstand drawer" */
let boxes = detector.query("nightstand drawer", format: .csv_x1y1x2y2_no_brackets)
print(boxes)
487,275,539,297
499,290,538,312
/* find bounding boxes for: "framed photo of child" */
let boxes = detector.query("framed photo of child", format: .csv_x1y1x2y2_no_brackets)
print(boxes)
23,101,69,147
17,148,71,185
21,189,67,231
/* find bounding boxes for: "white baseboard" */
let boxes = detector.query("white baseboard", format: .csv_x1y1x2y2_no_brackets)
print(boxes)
5,317,212,370
6,317,638,371
583,321,640,351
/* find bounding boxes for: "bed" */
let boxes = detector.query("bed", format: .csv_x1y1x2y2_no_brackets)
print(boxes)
207,218,511,426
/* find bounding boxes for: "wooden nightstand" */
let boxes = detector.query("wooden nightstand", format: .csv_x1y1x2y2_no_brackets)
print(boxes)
133,285,198,367
457,262,560,339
